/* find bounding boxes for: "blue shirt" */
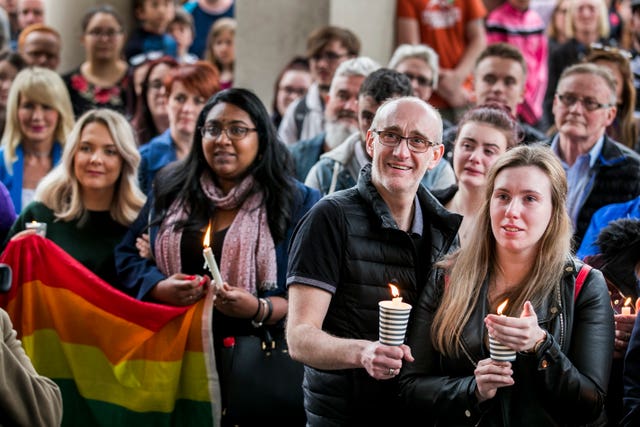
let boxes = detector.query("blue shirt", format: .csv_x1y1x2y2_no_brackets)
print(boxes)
552,135,604,228
184,1,235,58
0,142,63,212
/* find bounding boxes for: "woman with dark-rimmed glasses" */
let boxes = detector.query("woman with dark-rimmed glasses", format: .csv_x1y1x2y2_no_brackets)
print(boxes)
115,88,319,425
62,5,131,119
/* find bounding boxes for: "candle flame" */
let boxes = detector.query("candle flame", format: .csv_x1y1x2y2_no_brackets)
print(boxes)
389,284,400,298
625,297,632,308
497,299,509,316
203,221,212,248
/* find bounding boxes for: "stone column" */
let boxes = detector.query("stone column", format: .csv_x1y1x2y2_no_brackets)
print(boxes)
234,0,395,111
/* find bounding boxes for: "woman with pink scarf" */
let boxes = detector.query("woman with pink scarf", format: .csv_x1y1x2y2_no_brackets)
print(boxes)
114,88,319,424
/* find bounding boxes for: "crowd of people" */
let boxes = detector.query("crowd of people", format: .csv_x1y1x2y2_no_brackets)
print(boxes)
0,0,639,426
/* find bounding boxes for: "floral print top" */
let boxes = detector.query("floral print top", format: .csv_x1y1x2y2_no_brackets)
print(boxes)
62,67,132,119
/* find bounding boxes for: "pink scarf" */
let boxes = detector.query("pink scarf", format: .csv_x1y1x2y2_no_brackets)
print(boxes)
154,173,277,295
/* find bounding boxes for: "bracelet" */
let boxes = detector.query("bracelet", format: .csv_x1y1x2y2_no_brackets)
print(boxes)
526,332,547,354
251,298,267,328
251,297,262,320
263,297,273,323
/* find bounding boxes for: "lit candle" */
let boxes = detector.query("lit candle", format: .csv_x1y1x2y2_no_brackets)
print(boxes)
26,220,46,236
202,221,224,290
386,283,411,309
488,298,516,361
622,297,633,315
497,299,509,317
378,282,412,346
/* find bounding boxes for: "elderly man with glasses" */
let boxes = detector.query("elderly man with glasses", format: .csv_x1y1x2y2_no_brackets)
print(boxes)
548,62,640,249
286,96,461,425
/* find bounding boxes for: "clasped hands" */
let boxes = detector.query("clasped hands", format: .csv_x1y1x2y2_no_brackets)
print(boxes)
475,301,546,402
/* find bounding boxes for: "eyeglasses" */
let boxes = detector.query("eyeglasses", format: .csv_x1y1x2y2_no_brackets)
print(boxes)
311,51,349,63
589,43,632,60
201,124,257,141
86,28,123,38
555,93,614,111
279,85,307,97
373,130,436,153
402,72,433,88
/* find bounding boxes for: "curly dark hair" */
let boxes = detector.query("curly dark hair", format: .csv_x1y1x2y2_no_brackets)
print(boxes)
594,218,640,296
595,218,640,264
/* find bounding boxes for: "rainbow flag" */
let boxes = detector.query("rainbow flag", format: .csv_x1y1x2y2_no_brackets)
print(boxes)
0,235,220,426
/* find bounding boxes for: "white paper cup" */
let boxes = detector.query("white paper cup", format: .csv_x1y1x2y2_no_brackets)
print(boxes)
379,300,412,346
488,335,516,362
26,222,47,237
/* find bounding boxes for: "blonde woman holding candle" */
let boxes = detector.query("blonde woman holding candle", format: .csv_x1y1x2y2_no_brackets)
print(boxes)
398,145,614,426
4,109,146,286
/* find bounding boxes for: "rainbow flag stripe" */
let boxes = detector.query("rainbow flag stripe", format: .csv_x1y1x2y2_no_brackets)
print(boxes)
0,236,220,426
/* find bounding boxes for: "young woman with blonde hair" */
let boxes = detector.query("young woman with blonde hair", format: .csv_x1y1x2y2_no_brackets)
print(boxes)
5,109,146,286
399,144,614,426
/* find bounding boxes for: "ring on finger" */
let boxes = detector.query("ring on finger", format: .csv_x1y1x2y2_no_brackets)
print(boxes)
388,368,395,376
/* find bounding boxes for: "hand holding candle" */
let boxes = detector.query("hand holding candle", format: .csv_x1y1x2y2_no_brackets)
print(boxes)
203,221,224,291
488,299,517,362
378,283,412,346
26,221,47,237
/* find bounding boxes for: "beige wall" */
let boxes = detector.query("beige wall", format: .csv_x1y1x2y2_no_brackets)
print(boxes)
234,0,395,112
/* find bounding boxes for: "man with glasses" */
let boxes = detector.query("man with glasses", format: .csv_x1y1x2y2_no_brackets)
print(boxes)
278,25,360,145
387,44,438,105
286,96,461,425
289,56,379,182
304,67,455,195
548,63,640,249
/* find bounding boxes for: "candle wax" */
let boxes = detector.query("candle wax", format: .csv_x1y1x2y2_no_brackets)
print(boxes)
622,306,632,315
379,299,412,310
203,247,224,290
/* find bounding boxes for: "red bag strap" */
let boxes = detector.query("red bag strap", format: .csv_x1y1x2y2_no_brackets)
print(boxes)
574,264,593,301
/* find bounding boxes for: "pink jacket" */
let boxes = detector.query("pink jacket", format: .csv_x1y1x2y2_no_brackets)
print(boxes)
486,2,548,126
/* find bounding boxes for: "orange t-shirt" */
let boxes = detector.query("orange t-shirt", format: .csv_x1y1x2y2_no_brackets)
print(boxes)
397,0,487,108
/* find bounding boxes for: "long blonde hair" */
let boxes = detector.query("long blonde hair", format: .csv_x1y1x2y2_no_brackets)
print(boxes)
431,145,572,357
35,109,146,226
1,67,74,173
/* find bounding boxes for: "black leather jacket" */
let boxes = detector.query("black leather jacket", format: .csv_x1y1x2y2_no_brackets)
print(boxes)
399,258,614,426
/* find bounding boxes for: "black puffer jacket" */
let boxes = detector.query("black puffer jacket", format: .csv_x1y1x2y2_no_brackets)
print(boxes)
399,259,614,426
302,164,461,426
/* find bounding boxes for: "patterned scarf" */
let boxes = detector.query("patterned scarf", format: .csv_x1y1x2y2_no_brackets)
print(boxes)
154,173,277,295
